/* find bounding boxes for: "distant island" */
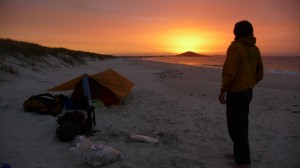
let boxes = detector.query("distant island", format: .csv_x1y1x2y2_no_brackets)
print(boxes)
175,51,208,57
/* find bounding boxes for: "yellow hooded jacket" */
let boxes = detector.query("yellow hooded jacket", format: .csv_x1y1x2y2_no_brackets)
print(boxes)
221,36,263,92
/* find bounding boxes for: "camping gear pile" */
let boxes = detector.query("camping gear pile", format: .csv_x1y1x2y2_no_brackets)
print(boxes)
22,69,133,167
48,68,133,141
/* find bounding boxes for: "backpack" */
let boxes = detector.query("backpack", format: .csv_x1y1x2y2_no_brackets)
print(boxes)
23,93,67,116
56,120,84,142
56,108,96,142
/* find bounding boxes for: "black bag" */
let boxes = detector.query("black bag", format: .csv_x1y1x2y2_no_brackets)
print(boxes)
57,111,85,125
56,120,84,142
56,109,96,141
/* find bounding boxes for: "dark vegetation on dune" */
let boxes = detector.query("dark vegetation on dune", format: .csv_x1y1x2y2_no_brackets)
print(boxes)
0,38,115,76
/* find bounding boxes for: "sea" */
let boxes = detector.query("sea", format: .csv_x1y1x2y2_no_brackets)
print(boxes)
143,56,300,77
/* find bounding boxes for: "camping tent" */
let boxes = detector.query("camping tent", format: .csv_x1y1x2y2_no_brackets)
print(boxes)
48,68,134,107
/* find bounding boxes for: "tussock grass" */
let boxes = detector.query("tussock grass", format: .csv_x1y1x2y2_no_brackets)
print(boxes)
0,38,115,77
0,62,19,74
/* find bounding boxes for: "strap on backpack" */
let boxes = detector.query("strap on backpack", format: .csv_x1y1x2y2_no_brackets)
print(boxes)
85,105,96,136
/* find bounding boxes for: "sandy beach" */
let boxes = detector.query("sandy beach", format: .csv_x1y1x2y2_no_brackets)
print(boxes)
0,57,299,168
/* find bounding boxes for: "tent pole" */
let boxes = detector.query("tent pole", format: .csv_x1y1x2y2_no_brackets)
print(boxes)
82,74,92,106
82,74,96,133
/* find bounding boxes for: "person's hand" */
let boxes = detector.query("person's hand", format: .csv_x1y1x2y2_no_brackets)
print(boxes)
218,91,226,104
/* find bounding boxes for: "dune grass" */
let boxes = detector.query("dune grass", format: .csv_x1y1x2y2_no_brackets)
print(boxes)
0,38,115,75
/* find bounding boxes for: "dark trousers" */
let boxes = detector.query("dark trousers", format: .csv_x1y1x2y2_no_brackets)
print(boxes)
226,90,252,165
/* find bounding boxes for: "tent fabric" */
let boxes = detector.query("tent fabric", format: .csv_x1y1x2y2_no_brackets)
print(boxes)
72,78,119,107
48,74,86,91
92,69,133,97
48,69,134,107
48,69,134,97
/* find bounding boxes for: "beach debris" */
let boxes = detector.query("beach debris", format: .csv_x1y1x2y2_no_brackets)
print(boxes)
70,135,121,167
129,134,159,144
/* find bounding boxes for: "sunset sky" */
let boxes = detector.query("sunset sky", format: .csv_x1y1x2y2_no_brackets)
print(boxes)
1,0,299,56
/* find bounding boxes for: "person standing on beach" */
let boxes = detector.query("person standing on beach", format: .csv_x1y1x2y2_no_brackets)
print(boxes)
218,20,264,168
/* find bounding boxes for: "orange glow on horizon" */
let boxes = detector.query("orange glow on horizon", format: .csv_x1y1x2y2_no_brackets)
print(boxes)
155,28,228,55
1,1,299,56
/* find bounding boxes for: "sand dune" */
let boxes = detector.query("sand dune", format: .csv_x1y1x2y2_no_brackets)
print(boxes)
0,57,299,168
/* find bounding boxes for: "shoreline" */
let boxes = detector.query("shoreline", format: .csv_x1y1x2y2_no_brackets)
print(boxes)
142,56,300,77
0,57,299,168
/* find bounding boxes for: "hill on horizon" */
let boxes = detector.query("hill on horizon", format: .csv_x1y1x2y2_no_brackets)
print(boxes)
175,51,208,57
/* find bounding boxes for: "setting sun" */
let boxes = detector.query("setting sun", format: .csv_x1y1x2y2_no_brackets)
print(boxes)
170,36,201,53
157,28,214,54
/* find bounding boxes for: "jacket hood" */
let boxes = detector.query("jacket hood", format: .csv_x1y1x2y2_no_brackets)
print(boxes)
234,36,256,46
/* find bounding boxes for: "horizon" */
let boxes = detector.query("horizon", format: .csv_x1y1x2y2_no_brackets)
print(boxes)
2,38,299,58
1,0,299,56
